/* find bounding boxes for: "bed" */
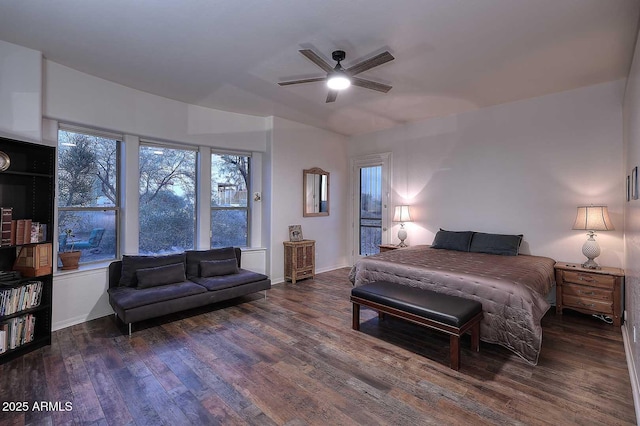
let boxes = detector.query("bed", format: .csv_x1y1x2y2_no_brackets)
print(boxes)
348,244,556,365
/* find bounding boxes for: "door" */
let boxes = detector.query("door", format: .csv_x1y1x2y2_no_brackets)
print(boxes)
351,153,391,262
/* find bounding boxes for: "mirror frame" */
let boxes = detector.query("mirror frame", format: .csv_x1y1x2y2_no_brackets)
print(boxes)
303,167,330,217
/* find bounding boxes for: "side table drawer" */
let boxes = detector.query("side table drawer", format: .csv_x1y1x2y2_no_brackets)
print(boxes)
563,294,613,315
563,283,613,302
562,271,614,289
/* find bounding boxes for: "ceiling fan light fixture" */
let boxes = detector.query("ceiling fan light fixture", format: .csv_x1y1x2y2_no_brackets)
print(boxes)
327,72,351,90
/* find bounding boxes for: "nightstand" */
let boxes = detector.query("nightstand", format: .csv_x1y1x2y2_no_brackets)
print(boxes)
379,244,402,253
554,262,624,326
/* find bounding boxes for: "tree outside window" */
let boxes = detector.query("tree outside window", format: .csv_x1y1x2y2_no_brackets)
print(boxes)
211,153,250,248
57,130,119,265
139,144,197,254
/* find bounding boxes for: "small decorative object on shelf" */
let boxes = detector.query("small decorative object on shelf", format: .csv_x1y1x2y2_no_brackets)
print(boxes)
288,224,303,242
58,229,81,270
13,243,53,277
0,151,10,172
554,261,624,326
284,239,315,283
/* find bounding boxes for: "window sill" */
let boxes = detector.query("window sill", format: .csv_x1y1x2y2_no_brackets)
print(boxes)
54,260,112,277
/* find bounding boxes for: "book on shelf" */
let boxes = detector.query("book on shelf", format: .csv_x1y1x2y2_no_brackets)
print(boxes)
1,207,12,247
15,220,24,245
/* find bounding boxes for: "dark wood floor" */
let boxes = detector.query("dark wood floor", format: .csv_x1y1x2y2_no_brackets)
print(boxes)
0,268,635,425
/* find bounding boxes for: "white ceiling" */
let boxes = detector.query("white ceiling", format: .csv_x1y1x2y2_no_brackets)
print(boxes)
0,1,638,136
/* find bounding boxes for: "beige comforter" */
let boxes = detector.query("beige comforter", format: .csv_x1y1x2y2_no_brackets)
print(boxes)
348,246,556,365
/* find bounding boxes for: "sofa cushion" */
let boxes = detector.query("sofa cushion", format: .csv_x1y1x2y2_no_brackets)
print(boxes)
108,280,206,310
119,253,186,287
200,258,239,277
136,262,186,289
190,269,269,291
185,247,237,278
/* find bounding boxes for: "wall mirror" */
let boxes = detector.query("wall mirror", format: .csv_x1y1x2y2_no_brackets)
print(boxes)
303,167,330,217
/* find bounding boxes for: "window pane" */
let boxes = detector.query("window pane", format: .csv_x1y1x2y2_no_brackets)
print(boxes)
58,130,118,207
211,154,249,207
211,153,250,248
139,145,196,254
57,210,116,266
211,209,247,248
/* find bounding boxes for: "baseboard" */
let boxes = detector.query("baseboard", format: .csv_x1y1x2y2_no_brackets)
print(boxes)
271,263,351,286
621,323,640,424
52,309,113,331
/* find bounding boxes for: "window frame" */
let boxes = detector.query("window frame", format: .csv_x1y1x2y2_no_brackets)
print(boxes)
56,124,122,266
210,150,251,248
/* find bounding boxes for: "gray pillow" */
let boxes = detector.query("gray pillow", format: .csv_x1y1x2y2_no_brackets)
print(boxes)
119,253,186,287
469,232,523,256
185,247,237,278
136,262,186,289
431,229,473,252
199,258,239,277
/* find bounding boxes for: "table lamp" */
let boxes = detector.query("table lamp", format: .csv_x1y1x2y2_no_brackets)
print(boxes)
393,205,412,247
572,205,613,269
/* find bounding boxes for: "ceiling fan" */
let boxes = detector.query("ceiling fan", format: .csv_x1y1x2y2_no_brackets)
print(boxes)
278,49,394,103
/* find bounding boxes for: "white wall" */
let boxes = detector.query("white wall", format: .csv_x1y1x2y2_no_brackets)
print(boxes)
622,23,640,419
0,40,42,142
349,80,625,267
44,61,269,151
269,117,350,282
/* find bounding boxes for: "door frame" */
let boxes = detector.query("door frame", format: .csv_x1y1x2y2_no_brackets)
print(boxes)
350,152,392,264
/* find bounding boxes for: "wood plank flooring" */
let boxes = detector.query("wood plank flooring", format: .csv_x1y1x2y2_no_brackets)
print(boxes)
0,267,635,425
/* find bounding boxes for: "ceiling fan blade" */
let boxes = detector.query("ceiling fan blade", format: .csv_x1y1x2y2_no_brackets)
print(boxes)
351,77,392,93
299,49,334,73
278,77,326,86
346,51,395,76
326,90,338,103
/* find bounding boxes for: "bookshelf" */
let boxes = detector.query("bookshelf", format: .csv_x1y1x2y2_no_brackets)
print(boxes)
0,137,54,364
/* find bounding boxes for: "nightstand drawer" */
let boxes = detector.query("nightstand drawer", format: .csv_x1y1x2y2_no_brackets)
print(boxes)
562,283,613,302
562,271,615,289
563,294,613,314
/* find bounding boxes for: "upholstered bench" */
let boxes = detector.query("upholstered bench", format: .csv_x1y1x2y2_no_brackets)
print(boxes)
351,281,483,370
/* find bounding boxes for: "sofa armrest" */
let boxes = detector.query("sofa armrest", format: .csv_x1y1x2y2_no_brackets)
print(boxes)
108,260,123,289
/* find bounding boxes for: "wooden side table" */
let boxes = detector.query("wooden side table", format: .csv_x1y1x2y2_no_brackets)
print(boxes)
283,240,315,283
379,244,403,253
554,262,624,326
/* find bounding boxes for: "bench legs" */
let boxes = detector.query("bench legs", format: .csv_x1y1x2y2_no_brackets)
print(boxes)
352,302,360,331
351,300,482,371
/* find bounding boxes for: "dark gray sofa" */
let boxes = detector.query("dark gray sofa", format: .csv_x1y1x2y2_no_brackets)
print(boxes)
108,247,270,334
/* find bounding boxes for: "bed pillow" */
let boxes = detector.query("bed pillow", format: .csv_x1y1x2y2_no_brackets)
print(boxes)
119,253,186,287
469,232,523,256
136,262,186,289
200,258,239,277
431,229,473,252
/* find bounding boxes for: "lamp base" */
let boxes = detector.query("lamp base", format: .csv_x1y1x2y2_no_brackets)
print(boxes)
581,259,601,270
581,234,601,270
397,227,407,247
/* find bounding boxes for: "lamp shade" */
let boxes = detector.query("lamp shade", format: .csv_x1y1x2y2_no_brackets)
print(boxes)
572,205,614,231
326,71,351,90
393,205,412,223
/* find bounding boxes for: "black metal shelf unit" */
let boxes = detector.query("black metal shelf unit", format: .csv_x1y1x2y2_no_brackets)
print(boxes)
0,137,54,364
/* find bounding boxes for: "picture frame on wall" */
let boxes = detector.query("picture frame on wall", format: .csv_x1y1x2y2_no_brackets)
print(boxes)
634,167,639,200
627,175,631,202
288,224,303,242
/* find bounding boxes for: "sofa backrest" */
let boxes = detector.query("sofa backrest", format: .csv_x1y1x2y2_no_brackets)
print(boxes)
107,247,242,288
